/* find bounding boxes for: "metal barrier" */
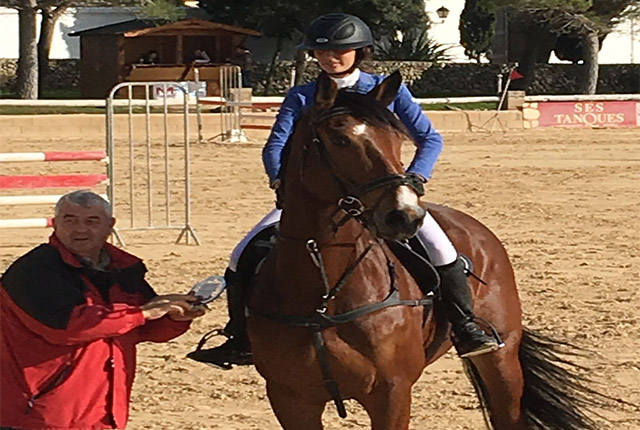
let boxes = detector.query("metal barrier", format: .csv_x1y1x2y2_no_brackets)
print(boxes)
106,82,200,245
199,65,247,143
0,151,119,242
199,98,281,143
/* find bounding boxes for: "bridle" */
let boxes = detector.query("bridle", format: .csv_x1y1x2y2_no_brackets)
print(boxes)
307,106,426,226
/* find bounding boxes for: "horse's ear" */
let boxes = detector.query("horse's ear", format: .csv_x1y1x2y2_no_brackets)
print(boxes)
315,72,338,109
367,70,402,106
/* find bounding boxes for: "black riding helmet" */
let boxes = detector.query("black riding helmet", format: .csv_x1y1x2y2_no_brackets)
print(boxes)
298,13,374,51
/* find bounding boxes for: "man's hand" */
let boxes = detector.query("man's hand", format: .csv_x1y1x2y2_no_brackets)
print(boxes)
140,294,201,321
167,305,206,322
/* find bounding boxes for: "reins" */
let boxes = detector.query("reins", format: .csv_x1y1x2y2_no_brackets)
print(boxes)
307,238,375,314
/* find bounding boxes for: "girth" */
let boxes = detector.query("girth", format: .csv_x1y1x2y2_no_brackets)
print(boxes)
253,288,433,332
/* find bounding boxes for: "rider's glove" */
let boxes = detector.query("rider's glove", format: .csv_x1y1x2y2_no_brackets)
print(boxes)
270,179,283,209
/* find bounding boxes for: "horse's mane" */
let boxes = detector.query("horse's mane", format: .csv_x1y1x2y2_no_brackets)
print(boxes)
278,87,410,186
334,90,411,138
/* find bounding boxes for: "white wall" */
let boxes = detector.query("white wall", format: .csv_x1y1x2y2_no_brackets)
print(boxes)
424,0,471,63
599,16,639,64
0,7,137,59
424,0,640,64
0,9,20,59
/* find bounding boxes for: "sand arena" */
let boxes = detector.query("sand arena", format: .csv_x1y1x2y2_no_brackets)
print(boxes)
1,115,639,429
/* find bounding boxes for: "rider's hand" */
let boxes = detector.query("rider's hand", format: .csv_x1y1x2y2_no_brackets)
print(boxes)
270,179,284,209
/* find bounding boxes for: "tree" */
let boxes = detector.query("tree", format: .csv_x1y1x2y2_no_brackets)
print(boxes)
38,1,72,96
137,0,185,21
0,0,158,98
197,0,429,93
198,0,428,38
1,0,39,98
459,0,496,62
460,0,639,94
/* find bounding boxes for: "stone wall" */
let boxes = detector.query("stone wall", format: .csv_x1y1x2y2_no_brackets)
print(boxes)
0,59,17,89
528,64,640,95
0,59,80,93
253,61,639,96
2,58,637,97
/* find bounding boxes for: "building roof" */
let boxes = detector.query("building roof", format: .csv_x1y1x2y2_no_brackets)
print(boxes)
70,16,261,38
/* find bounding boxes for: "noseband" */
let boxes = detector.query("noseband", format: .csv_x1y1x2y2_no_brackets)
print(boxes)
309,107,425,222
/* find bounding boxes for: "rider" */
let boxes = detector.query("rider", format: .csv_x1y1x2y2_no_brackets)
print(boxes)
191,13,500,367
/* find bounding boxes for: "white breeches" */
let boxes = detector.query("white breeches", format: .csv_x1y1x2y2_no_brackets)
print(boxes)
228,208,458,271
229,209,282,272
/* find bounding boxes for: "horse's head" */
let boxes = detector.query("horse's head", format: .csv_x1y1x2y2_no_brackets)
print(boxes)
286,71,427,241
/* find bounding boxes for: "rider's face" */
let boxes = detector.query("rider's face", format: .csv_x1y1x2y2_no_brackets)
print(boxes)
314,49,357,76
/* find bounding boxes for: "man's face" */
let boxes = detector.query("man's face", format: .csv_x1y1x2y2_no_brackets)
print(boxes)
53,202,115,259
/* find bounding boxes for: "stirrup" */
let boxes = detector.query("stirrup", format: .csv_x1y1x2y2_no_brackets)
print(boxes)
457,338,501,359
186,329,253,370
453,317,505,359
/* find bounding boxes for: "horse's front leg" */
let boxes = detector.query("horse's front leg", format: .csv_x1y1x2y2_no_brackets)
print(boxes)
359,380,413,430
266,380,326,430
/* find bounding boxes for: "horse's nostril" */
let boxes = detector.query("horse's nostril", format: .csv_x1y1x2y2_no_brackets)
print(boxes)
384,209,423,235
385,210,409,228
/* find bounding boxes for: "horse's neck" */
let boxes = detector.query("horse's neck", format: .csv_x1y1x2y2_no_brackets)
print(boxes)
275,188,377,309
279,178,337,240
279,203,333,241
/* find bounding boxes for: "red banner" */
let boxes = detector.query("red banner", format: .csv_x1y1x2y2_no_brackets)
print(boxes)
537,101,640,128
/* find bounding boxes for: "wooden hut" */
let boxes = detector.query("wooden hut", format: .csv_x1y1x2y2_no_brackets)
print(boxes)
70,17,260,98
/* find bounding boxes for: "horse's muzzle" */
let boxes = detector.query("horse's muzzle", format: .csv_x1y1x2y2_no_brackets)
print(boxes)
381,208,425,240
374,187,426,240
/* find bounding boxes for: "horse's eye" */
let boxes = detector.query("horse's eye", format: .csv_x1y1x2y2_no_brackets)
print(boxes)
334,136,350,147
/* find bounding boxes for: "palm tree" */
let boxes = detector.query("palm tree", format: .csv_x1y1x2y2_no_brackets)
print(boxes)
374,28,453,63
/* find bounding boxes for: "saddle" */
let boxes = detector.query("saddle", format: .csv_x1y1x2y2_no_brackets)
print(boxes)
236,223,441,299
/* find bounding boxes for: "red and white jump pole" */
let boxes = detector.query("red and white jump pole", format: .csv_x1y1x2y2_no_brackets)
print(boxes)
0,151,107,163
0,150,111,231
0,218,53,229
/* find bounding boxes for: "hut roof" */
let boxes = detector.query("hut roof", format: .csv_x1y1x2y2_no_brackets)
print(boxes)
70,17,261,38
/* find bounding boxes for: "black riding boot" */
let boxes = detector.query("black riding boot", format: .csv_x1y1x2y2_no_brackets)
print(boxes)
186,269,253,369
437,258,500,358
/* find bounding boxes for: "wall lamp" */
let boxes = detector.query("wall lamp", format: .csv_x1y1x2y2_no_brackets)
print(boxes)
436,6,450,23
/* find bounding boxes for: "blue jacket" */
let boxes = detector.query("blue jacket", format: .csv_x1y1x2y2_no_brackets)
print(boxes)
262,71,443,183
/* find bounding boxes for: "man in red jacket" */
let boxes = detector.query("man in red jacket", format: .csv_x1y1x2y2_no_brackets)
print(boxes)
0,190,204,430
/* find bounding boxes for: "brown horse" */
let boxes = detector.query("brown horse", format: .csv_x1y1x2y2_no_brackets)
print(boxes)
247,72,603,430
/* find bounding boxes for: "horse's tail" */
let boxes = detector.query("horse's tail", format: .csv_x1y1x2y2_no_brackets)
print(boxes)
464,328,613,430
517,328,608,429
